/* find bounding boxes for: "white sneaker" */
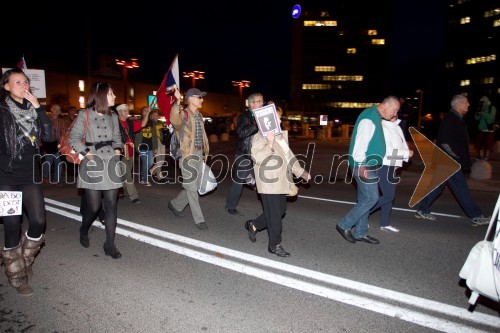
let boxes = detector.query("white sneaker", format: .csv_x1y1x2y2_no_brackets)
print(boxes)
415,210,437,221
471,215,490,226
380,225,399,232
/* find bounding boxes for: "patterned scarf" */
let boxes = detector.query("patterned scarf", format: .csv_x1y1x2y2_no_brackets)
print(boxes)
194,111,203,148
6,96,38,146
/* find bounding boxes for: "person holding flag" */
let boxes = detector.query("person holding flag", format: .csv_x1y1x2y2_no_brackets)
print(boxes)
167,87,211,230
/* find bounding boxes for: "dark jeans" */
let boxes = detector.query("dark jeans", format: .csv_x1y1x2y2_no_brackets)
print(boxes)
370,165,397,227
417,169,483,218
225,155,254,210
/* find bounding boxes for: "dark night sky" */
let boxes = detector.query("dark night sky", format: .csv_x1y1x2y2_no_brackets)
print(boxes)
3,1,445,106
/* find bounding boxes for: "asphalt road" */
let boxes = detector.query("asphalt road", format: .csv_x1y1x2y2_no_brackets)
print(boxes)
1,138,499,333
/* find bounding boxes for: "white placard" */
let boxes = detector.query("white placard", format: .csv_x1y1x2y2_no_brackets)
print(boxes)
253,103,282,137
320,114,328,125
2,68,46,99
0,191,22,217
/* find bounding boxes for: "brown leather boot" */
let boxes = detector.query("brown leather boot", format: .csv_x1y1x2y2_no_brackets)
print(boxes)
0,244,33,296
21,233,45,280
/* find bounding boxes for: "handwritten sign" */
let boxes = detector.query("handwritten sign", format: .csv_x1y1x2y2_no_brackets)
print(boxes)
0,191,22,217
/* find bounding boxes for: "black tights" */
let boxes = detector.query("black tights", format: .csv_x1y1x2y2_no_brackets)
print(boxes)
0,184,46,248
81,189,118,247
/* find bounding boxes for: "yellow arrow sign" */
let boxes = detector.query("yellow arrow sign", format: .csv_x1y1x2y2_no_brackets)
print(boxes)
408,127,461,207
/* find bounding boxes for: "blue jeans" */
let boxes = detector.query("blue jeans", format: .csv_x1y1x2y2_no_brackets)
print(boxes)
139,150,154,183
42,152,62,182
417,169,483,218
338,167,379,238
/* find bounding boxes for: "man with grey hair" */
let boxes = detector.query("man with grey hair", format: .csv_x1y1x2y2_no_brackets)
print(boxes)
224,92,262,216
415,94,490,226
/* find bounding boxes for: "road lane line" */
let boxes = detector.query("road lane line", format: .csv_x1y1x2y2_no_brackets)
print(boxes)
45,198,499,329
298,195,464,218
43,203,494,333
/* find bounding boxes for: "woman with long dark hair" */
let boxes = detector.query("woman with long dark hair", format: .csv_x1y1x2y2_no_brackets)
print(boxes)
69,82,123,258
0,68,56,295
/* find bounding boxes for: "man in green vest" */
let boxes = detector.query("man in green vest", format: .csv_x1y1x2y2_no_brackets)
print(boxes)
336,96,400,244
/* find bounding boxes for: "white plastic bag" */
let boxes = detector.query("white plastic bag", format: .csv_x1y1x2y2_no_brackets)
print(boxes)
198,162,217,195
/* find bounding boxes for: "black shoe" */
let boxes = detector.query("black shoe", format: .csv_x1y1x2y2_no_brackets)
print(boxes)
195,222,208,230
103,243,122,259
79,227,89,248
226,208,240,216
336,225,356,243
168,201,184,217
99,218,105,225
245,220,257,243
354,235,380,244
268,244,290,257
131,198,142,205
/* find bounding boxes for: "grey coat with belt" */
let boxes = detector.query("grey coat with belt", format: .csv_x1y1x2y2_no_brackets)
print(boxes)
69,109,123,190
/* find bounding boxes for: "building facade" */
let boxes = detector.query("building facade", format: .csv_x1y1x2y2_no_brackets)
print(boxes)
445,0,499,108
290,1,392,124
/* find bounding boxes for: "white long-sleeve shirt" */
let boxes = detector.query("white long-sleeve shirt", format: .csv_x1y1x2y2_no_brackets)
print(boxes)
381,119,410,167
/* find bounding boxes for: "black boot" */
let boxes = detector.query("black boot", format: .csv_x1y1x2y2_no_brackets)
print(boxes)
103,243,122,259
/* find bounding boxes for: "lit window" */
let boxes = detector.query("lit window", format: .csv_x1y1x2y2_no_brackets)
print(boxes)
323,75,363,81
302,84,331,90
371,39,385,45
347,48,357,54
460,80,470,86
460,16,471,24
367,30,377,36
315,66,336,72
304,20,337,27
79,96,85,109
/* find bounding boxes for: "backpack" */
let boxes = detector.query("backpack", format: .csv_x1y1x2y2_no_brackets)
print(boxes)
169,109,188,160
58,110,89,164
169,124,183,160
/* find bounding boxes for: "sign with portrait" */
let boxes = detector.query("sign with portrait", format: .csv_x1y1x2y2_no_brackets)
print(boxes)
253,103,282,137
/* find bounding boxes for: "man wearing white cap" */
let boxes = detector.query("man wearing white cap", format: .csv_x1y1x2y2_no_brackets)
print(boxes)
116,103,149,205
168,88,210,230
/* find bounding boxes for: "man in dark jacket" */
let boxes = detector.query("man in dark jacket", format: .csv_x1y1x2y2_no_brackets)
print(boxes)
224,93,263,215
415,95,490,226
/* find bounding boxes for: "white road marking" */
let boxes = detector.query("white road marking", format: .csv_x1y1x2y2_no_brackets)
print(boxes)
45,198,498,332
298,195,464,218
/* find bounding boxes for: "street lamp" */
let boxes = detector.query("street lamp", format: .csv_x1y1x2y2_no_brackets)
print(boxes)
232,80,251,109
183,70,205,88
115,58,139,104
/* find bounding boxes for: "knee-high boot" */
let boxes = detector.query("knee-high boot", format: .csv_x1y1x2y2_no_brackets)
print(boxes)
0,244,33,296
21,232,45,280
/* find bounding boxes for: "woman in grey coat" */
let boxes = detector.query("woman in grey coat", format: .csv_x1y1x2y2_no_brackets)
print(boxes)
69,82,123,258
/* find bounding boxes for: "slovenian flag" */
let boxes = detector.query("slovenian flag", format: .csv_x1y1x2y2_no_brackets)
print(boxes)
156,54,180,125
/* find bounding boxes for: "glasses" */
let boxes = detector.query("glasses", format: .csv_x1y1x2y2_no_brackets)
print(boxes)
192,96,204,100
252,100,264,104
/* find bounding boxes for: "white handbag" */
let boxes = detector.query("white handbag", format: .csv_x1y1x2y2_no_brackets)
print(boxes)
459,195,500,307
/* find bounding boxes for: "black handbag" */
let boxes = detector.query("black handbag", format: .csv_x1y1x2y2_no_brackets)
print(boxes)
160,127,171,145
